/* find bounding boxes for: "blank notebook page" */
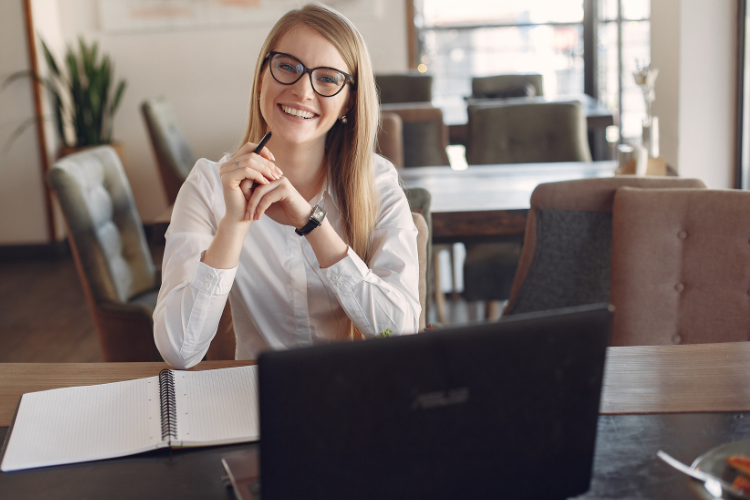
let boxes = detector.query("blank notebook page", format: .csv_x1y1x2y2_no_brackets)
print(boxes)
174,365,259,446
1,377,162,472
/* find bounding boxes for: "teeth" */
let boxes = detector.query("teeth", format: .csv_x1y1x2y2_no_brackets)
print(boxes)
281,105,315,119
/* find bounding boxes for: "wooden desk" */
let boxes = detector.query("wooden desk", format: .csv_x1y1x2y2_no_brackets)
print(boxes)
3,342,750,499
1,342,749,427
400,161,618,244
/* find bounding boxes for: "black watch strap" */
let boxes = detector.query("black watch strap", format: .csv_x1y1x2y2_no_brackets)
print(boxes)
295,205,326,236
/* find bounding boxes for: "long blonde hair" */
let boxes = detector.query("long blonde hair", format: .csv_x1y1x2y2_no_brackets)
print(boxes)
241,3,379,265
241,3,379,340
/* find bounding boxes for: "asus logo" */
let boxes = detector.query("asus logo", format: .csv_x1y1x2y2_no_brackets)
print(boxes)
410,387,470,411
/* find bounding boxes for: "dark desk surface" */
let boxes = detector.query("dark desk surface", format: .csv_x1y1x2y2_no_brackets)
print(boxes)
3,414,748,500
399,161,618,243
5,342,750,499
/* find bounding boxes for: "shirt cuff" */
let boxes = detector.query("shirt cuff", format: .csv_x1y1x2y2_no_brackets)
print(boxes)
191,261,237,295
324,247,369,287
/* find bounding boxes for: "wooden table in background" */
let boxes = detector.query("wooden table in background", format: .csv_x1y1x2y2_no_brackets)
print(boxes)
399,161,618,244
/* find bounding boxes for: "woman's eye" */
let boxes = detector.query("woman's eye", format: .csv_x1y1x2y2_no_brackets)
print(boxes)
279,64,296,72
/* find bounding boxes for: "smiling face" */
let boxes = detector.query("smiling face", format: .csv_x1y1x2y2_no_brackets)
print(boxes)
258,24,353,151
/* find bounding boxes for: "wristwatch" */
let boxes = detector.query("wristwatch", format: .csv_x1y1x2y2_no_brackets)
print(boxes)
295,205,327,236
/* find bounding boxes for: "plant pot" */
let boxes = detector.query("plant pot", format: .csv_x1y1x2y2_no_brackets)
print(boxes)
58,141,125,164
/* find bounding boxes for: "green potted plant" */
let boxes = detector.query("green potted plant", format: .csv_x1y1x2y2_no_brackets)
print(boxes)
3,36,127,158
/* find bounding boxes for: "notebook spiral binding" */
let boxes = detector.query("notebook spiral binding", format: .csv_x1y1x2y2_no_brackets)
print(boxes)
158,369,178,441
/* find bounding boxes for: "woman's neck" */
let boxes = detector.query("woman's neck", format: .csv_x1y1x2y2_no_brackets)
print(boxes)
267,136,326,203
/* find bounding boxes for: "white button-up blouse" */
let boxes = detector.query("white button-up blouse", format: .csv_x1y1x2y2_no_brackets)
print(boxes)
153,154,421,369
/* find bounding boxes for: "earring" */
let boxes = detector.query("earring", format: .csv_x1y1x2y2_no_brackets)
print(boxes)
340,115,347,124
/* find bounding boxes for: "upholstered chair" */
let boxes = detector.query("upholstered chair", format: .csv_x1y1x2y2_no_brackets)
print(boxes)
141,97,197,205
463,101,591,317
375,73,433,104
471,74,544,99
380,103,450,167
48,146,162,361
503,177,707,317
376,112,404,169
610,188,750,345
466,101,591,165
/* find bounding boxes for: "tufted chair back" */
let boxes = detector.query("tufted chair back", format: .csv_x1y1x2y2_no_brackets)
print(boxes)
466,101,591,165
504,177,707,317
610,188,750,345
141,97,197,205
48,146,161,361
471,74,544,99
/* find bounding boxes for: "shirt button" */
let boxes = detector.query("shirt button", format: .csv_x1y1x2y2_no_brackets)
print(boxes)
678,230,688,240
675,283,685,292
330,275,338,281
672,334,682,344
208,274,214,279
204,283,211,289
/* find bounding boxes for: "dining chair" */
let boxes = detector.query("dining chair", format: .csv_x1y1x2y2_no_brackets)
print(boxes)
466,101,591,165
463,101,592,318
206,189,433,359
380,103,450,167
48,146,162,361
141,97,197,205
374,73,432,104
471,74,544,99
376,112,404,169
503,176,707,317
610,187,750,345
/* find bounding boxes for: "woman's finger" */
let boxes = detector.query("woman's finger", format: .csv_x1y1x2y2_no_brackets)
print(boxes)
239,178,254,200
232,153,282,180
244,181,281,221
253,187,287,220
220,165,270,187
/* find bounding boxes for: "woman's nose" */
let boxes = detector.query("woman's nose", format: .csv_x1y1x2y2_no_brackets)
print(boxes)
291,73,315,99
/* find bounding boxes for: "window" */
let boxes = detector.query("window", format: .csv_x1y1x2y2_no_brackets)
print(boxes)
415,0,651,141
597,0,651,140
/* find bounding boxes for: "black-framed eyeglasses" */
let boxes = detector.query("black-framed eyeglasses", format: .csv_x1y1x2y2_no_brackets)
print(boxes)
265,51,355,97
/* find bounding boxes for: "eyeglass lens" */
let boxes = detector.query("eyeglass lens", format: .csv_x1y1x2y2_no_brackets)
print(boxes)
270,53,346,97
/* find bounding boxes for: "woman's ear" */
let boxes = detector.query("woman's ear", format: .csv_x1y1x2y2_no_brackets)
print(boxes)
343,89,355,118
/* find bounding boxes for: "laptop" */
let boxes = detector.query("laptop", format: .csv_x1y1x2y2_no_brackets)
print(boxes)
252,303,612,500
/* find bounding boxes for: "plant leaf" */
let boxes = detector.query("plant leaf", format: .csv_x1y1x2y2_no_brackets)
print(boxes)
106,79,126,142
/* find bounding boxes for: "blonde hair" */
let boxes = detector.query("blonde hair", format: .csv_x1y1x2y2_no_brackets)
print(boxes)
241,3,379,339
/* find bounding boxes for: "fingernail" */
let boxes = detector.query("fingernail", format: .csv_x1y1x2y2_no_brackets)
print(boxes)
276,167,283,176
269,151,276,161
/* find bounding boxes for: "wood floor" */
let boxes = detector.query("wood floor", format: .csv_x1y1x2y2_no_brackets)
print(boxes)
0,248,489,363
0,255,102,363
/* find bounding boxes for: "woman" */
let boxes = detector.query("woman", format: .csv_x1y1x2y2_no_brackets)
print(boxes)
154,3,420,369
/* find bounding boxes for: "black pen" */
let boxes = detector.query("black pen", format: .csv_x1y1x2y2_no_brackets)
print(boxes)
254,131,273,154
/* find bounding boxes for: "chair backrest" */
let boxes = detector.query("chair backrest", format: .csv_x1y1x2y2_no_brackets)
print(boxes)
403,187,432,323
380,103,450,167
375,73,432,104
48,146,158,305
141,97,197,205
611,188,750,345
466,101,591,165
504,176,708,317
472,74,544,99
376,112,404,169
412,212,429,331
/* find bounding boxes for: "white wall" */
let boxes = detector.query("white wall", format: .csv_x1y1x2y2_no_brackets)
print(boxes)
45,0,409,221
0,0,49,245
651,0,737,188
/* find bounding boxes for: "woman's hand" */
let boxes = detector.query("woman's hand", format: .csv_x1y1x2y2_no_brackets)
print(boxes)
219,141,283,226
245,176,314,230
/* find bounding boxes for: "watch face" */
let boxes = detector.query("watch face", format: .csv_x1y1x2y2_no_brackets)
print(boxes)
311,205,326,224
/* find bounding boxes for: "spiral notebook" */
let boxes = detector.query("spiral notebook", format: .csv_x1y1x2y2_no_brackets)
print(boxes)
0,365,259,472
